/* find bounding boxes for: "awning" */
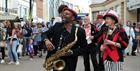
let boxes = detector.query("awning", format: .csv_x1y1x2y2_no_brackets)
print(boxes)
0,15,17,20
0,15,20,22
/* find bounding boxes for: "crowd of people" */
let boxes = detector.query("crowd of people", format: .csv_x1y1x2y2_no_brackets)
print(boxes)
0,20,48,65
0,4,140,71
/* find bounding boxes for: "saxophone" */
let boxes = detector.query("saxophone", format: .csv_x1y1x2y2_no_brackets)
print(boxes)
43,27,78,71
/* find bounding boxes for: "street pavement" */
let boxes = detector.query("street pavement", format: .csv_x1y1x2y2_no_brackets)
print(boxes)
0,53,140,71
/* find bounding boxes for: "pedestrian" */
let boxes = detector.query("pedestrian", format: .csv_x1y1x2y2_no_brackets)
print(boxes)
22,21,33,56
27,38,34,60
33,23,43,57
16,24,23,59
124,21,135,56
96,15,105,30
83,16,100,71
75,16,83,27
98,10,128,71
95,14,107,71
0,25,6,63
131,22,140,56
6,20,20,65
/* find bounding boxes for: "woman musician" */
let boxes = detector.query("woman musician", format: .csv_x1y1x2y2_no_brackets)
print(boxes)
98,10,128,71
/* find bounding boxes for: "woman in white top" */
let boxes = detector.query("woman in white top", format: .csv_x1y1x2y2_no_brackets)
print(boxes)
124,21,135,55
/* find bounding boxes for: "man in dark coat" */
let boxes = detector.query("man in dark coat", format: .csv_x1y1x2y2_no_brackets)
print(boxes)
43,8,87,71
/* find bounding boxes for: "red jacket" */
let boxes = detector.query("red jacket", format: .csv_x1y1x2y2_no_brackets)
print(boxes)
98,28,128,62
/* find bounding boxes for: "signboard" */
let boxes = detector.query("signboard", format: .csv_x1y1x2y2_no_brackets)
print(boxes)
0,15,16,20
78,13,88,17
0,15,20,22
127,0,140,10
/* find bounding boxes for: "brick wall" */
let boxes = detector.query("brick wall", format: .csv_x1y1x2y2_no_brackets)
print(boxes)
36,0,43,18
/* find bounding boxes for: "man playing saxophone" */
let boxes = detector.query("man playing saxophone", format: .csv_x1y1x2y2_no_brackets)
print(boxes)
42,8,87,71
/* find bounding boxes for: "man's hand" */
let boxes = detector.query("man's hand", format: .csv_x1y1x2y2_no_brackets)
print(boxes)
63,50,73,56
100,45,105,51
44,39,55,51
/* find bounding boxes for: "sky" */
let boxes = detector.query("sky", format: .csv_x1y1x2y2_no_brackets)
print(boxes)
63,0,106,13
91,0,106,4
63,0,91,13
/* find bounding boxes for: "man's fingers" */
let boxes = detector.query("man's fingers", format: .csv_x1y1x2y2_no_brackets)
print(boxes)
45,39,55,51
100,45,105,51
47,43,55,51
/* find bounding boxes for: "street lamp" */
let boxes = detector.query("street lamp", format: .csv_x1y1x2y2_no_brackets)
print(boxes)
29,0,34,22
5,0,7,12
4,0,9,15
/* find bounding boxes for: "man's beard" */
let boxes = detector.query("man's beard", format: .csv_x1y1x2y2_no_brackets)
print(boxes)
62,17,72,24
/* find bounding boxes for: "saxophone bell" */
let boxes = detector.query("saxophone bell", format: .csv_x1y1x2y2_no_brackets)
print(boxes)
53,59,65,71
43,59,65,71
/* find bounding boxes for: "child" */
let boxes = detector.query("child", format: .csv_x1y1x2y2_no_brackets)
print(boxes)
27,38,34,60
17,43,23,59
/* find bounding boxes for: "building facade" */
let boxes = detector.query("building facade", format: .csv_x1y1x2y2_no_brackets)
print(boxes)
0,0,37,21
18,0,30,21
90,0,138,24
47,0,76,21
0,0,18,16
0,0,79,22
127,0,140,22
36,0,43,18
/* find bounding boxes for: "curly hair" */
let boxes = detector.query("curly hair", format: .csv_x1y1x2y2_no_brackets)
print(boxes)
58,5,68,14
